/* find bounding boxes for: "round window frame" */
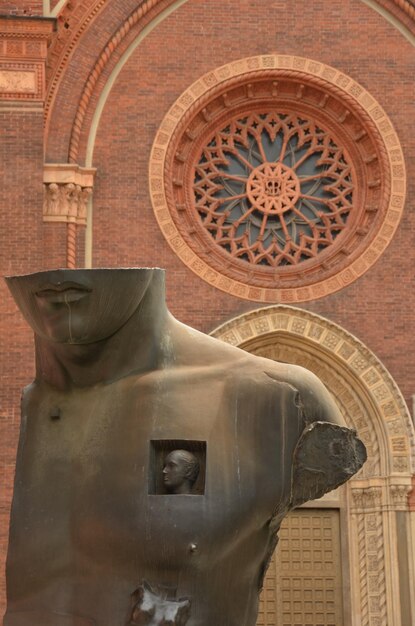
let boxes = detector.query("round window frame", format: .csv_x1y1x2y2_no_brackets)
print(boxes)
184,101,365,284
149,55,406,303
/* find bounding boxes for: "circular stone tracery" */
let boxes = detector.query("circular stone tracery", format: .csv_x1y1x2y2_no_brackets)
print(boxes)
246,163,300,215
150,56,406,303
194,112,354,266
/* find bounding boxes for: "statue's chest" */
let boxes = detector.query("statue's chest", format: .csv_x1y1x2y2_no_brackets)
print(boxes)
17,373,296,566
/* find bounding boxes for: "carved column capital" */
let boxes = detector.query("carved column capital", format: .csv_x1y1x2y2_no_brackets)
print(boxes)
0,16,55,102
43,163,96,225
389,481,412,511
351,488,365,510
351,486,384,511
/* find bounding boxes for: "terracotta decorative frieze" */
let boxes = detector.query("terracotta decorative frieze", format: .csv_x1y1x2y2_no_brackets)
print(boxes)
0,67,36,92
0,62,43,98
0,16,55,101
150,55,406,303
43,163,96,225
349,482,411,512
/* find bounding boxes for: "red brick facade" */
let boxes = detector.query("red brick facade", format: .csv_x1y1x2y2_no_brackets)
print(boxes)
1,0,415,619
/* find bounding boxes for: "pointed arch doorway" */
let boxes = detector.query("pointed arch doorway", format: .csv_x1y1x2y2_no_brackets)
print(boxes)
211,306,415,626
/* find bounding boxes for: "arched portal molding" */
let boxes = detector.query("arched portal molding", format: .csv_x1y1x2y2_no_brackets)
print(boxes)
212,305,415,625
211,305,415,483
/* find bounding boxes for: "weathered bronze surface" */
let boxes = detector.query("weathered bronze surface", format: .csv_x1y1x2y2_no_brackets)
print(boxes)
3,268,366,626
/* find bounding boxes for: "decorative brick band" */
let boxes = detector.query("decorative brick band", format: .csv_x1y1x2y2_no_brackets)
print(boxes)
149,55,406,303
393,0,415,20
45,0,107,122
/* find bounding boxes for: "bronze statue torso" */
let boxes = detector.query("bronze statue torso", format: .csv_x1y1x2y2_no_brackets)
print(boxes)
7,355,305,626
3,269,366,626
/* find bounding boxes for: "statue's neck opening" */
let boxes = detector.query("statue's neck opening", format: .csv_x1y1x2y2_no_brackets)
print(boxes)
27,268,170,389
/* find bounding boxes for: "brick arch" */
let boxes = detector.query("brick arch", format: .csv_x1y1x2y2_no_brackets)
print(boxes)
211,305,415,478
45,0,180,162
372,0,415,33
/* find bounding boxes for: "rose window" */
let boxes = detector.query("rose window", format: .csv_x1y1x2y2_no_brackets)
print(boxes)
150,56,405,302
194,112,354,266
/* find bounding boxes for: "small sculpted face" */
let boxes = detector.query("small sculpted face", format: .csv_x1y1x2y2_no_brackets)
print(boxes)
163,450,200,494
5,268,155,345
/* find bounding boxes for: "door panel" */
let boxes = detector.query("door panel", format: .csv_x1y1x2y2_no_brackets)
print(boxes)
256,509,343,626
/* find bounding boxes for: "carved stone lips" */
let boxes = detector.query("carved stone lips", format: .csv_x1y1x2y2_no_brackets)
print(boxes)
35,281,92,304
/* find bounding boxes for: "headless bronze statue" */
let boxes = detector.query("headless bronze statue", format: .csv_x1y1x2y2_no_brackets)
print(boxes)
3,268,366,626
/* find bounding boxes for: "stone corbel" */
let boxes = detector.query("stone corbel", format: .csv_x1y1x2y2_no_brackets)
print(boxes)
43,164,96,225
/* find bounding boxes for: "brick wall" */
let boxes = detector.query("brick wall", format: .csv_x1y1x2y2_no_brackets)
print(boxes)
0,107,44,608
0,2,43,16
90,0,415,400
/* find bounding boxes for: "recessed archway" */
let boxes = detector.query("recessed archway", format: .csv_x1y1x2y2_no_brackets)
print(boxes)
211,305,415,626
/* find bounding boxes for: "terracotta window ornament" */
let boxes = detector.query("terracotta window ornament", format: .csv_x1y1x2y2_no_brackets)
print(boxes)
150,55,406,303
193,110,355,267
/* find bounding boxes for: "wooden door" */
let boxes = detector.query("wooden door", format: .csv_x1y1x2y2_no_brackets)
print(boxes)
256,509,344,626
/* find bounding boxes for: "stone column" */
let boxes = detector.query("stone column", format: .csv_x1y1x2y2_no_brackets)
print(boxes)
350,479,414,626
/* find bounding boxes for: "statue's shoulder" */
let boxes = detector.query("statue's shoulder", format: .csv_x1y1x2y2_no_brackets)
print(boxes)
172,317,301,371
260,359,345,427
171,319,344,427
170,317,275,372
